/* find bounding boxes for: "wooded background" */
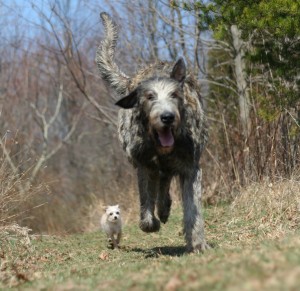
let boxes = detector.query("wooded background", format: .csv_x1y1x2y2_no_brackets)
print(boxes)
0,0,299,233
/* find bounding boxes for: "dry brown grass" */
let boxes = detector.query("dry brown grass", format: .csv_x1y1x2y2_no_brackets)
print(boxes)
229,175,300,241
0,160,45,227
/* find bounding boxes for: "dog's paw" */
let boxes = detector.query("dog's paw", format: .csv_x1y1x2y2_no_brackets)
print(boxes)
157,199,172,224
107,238,114,249
158,209,170,224
187,241,211,253
139,217,160,233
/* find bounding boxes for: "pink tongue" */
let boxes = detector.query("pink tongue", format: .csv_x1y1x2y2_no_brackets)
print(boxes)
157,129,174,147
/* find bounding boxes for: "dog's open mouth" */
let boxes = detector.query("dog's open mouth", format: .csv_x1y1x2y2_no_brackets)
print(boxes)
156,128,174,147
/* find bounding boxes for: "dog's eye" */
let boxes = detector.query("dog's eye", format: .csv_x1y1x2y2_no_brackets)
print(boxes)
146,92,155,100
110,212,113,215
116,212,120,215
171,93,178,99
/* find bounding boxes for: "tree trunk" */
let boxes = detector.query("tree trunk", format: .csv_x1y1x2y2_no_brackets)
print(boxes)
230,24,251,137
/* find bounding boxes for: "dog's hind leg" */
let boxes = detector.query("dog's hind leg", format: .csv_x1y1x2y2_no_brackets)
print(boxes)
180,167,210,253
157,174,172,224
138,166,160,232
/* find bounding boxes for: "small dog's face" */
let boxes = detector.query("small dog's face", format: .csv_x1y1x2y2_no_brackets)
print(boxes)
116,59,186,154
105,205,121,223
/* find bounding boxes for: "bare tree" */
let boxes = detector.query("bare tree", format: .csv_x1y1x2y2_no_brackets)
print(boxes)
230,25,251,137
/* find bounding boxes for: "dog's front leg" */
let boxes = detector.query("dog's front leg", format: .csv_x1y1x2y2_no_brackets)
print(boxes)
180,167,210,253
137,166,160,232
116,231,122,246
108,235,118,249
157,174,172,224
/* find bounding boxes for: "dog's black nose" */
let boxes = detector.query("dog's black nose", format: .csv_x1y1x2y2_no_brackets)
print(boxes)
114,216,118,220
161,112,175,125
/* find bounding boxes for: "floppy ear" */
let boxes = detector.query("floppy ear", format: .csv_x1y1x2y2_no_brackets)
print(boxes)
115,90,138,109
170,57,186,83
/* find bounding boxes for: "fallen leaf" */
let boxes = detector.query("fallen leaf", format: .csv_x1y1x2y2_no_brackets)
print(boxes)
99,251,109,260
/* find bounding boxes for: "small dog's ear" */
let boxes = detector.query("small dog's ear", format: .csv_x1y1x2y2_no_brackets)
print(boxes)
115,90,138,109
170,57,186,84
103,205,111,211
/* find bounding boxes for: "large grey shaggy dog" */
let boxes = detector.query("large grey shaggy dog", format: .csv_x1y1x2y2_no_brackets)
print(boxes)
96,12,210,252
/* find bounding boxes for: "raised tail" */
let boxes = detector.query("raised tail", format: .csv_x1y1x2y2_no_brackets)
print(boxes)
96,12,130,95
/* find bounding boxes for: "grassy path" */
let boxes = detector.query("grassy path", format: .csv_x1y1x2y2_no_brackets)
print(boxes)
1,204,300,290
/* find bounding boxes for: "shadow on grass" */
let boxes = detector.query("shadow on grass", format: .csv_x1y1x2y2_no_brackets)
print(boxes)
125,241,217,258
129,245,187,258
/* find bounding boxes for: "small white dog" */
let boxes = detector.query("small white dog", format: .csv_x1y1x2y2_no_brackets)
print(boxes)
100,205,122,249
